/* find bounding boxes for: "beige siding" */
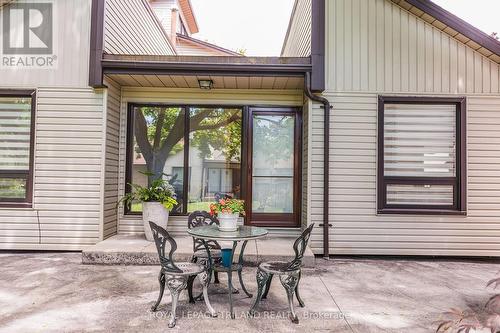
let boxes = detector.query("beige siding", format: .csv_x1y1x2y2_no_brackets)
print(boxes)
307,93,500,256
105,0,175,55
176,39,234,56
0,0,92,87
102,77,121,239
307,0,500,255
325,0,500,94
281,0,312,57
117,87,303,236
309,101,325,252
149,0,176,38
0,88,106,250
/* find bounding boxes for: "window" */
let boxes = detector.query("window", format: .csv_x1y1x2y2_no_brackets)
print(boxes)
378,96,466,214
126,105,242,215
0,90,35,206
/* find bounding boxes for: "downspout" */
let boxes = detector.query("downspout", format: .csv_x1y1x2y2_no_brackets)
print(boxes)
304,72,330,259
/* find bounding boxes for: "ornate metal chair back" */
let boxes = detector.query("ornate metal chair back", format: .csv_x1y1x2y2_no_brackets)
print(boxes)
285,223,315,272
187,211,222,253
149,221,183,274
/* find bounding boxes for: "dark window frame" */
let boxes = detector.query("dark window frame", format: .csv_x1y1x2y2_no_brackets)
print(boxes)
125,103,244,216
377,96,467,215
0,89,36,208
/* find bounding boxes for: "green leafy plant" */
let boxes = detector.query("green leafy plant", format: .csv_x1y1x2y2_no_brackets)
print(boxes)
436,274,500,333
118,172,178,211
209,199,245,216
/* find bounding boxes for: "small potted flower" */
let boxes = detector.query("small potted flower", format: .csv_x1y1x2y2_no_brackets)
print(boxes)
210,199,245,232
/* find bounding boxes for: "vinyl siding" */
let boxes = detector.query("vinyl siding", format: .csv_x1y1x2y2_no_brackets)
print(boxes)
117,87,303,236
149,0,176,38
105,0,175,55
307,93,500,256
0,0,92,88
176,39,235,56
281,0,312,57
102,77,121,239
302,0,500,255
325,0,500,94
0,88,106,250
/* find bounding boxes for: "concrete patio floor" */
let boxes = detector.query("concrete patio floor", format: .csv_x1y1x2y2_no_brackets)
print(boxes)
0,252,498,333
81,233,316,267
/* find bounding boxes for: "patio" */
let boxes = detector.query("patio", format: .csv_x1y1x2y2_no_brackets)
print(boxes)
0,252,497,333
81,234,316,267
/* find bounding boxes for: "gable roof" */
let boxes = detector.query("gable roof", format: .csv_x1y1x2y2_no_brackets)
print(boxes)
176,34,242,56
178,0,199,34
392,0,500,63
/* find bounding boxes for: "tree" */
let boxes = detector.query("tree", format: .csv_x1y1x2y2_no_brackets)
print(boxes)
133,106,242,185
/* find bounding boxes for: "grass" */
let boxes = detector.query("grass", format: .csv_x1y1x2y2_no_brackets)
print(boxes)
187,201,211,212
130,201,212,213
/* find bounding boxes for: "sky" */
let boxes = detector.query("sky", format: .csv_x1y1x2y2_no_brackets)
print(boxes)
190,0,295,56
190,0,500,57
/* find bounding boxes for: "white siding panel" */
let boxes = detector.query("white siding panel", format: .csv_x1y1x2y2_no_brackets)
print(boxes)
176,39,234,56
102,77,121,239
0,88,106,250
34,88,104,247
325,0,500,94
281,0,312,57
307,92,500,256
0,0,92,88
105,0,175,55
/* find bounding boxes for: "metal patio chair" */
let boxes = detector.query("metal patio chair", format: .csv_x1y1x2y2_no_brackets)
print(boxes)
188,211,222,288
149,221,216,328
249,223,315,324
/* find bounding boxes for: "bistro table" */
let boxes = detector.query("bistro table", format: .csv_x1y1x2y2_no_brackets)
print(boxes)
187,225,268,319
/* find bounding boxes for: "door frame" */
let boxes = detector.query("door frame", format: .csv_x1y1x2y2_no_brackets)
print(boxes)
244,106,302,227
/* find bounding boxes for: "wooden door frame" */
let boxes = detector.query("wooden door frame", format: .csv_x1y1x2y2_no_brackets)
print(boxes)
244,106,302,228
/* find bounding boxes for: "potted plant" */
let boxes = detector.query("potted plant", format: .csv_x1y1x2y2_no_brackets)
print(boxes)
209,199,245,232
119,175,178,241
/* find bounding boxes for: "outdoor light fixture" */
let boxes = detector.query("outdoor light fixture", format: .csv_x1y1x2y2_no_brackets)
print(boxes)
198,79,213,90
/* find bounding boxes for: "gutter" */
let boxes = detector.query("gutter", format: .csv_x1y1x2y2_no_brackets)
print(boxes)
304,72,330,259
101,59,311,77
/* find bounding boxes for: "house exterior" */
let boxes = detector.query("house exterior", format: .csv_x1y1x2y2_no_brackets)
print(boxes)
1,0,499,257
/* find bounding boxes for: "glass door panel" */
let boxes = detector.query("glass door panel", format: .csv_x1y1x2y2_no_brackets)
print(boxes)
247,109,299,227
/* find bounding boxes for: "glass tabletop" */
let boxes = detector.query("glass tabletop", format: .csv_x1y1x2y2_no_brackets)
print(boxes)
187,225,268,241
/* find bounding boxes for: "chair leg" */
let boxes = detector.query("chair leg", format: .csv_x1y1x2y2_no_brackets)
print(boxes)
295,270,305,307
151,271,165,312
198,270,217,317
166,276,187,328
280,274,300,324
249,268,270,317
237,269,253,298
187,275,196,304
214,271,220,284
262,274,273,299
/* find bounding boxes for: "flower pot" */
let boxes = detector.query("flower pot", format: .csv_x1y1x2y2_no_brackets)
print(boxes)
143,202,170,241
217,212,239,232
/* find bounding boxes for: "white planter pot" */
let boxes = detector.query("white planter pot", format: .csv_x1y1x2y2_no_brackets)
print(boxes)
217,212,239,232
142,202,170,241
